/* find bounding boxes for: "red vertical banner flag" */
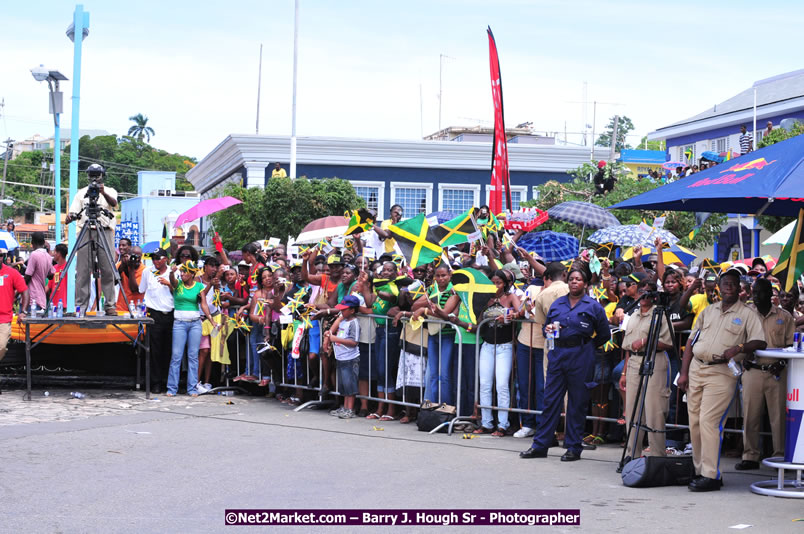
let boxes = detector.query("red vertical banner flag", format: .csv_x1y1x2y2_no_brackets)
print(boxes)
487,27,511,214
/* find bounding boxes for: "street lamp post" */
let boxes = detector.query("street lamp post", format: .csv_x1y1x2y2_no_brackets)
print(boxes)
30,65,68,246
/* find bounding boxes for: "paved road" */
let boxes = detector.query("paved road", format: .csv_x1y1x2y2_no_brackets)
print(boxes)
0,388,801,533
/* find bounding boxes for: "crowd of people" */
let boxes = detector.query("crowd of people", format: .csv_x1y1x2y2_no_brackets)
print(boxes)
1,196,801,493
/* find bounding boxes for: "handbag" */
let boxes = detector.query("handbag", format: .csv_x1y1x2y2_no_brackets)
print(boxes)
621,455,695,487
416,402,456,433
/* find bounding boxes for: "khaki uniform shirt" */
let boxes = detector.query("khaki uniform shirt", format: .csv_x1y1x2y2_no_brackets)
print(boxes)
621,304,673,353
69,185,118,231
529,281,569,349
691,300,765,363
517,285,543,348
753,305,795,363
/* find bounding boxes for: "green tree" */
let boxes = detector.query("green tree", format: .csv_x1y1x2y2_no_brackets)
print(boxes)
637,136,665,151
596,115,634,152
1,150,57,216
521,161,726,250
127,113,155,142
756,120,804,233
210,177,366,250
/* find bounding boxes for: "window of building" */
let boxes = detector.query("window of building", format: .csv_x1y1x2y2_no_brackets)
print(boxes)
349,180,385,217
681,144,694,163
438,184,480,213
391,182,432,218
485,185,527,211
711,137,728,153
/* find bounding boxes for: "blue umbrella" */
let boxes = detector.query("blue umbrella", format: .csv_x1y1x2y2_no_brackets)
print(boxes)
516,231,579,262
141,241,161,254
588,225,679,247
0,230,19,250
611,133,804,217
547,201,620,230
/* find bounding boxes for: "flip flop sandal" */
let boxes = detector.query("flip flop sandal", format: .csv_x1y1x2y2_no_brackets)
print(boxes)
583,434,597,444
366,413,381,420
491,428,506,437
592,436,606,445
379,415,395,422
473,426,494,435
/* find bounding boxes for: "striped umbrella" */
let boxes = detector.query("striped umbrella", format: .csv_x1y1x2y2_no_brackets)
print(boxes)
516,231,579,262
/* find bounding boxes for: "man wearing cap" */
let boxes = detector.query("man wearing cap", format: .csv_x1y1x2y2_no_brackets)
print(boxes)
138,249,174,392
678,268,766,491
736,278,794,470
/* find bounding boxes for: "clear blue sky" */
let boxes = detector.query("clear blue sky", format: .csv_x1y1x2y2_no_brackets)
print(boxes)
2,1,802,160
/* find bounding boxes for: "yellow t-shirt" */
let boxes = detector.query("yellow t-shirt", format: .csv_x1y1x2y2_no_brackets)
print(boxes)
690,293,711,328
381,219,397,253
271,168,287,178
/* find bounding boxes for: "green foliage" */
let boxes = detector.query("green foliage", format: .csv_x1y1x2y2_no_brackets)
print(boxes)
67,134,196,195
595,115,634,151
638,136,665,151
756,121,804,233
521,161,726,249
209,177,366,250
1,150,56,215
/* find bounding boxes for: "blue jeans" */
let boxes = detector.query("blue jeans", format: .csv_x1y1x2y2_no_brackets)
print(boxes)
248,327,263,377
515,344,544,429
425,332,455,405
167,319,202,395
478,341,514,430
374,325,400,394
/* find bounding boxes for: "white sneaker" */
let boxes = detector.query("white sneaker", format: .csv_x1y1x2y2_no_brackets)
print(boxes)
204,383,213,391
513,426,535,438
196,383,210,394
329,407,346,417
339,409,357,419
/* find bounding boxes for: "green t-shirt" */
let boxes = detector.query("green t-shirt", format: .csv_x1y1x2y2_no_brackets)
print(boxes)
173,281,204,311
428,283,455,333
455,300,476,345
372,281,397,326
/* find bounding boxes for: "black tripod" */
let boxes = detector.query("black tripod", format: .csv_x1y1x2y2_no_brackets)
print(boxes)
617,294,679,473
46,205,131,314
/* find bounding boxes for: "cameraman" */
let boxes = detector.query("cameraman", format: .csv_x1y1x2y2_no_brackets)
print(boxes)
65,163,119,316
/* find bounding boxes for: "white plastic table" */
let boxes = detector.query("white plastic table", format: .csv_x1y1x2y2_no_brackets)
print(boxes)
749,348,804,498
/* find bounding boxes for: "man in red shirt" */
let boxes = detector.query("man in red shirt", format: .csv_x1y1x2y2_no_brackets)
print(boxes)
47,243,68,308
116,246,146,313
0,248,29,385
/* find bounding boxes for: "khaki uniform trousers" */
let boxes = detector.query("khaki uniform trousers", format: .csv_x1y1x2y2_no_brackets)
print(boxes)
687,358,739,479
741,362,786,461
624,351,671,458
0,323,11,361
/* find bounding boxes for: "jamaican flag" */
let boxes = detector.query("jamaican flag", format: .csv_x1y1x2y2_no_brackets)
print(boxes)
772,208,804,291
451,268,497,324
160,220,169,250
699,257,721,275
687,212,712,241
428,208,478,247
388,213,443,268
477,212,504,238
344,208,375,236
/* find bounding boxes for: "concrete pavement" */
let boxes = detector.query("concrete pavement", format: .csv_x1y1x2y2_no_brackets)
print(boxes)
0,388,801,533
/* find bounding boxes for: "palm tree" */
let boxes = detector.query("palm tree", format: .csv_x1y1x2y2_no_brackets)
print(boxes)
127,113,155,143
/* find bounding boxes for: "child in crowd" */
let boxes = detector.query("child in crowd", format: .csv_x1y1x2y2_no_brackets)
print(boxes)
326,295,361,419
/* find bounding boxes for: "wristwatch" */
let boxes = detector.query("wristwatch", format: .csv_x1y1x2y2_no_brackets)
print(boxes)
448,313,456,321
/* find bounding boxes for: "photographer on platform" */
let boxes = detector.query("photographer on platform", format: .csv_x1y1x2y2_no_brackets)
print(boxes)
65,163,119,316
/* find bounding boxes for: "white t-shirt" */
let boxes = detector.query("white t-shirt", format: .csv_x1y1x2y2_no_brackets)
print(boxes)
138,268,174,312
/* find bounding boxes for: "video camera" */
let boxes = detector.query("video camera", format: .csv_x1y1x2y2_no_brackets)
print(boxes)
643,290,672,307
84,164,107,222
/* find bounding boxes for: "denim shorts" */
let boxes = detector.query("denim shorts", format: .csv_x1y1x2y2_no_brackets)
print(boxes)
593,351,613,385
358,342,376,380
337,358,359,396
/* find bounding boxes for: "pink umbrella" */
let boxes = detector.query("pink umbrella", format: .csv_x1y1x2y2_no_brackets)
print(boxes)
173,196,242,227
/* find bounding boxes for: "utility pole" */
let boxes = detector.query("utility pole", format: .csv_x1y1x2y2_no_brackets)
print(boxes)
438,54,454,139
255,43,263,135
609,115,620,161
290,0,299,179
1,138,13,222
589,101,597,160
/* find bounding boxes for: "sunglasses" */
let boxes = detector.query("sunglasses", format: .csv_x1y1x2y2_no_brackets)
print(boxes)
179,253,192,258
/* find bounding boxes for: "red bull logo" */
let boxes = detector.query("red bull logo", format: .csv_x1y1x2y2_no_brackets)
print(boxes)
790,388,800,403
719,158,776,173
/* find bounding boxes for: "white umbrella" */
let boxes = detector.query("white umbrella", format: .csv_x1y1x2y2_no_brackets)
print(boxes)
294,216,348,244
0,230,20,250
763,220,796,246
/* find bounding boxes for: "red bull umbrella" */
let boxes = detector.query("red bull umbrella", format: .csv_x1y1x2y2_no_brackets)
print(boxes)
611,133,804,216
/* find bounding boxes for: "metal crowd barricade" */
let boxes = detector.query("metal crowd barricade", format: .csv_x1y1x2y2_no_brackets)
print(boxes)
468,317,770,440
269,320,333,411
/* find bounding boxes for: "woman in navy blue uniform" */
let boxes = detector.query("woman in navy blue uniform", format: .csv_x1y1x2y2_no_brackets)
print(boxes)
520,263,611,461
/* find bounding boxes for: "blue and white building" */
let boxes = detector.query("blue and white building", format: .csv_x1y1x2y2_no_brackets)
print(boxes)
186,135,608,234
120,171,200,247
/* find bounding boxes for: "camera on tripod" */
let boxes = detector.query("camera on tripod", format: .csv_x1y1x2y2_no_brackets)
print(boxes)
643,290,671,307
84,164,106,222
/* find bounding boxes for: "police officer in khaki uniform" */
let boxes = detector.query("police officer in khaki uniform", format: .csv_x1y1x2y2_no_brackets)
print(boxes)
678,268,766,492
736,278,794,470
619,276,674,463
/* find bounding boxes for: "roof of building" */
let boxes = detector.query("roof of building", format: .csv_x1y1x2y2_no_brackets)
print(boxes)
15,223,49,233
618,149,666,164
648,69,804,141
